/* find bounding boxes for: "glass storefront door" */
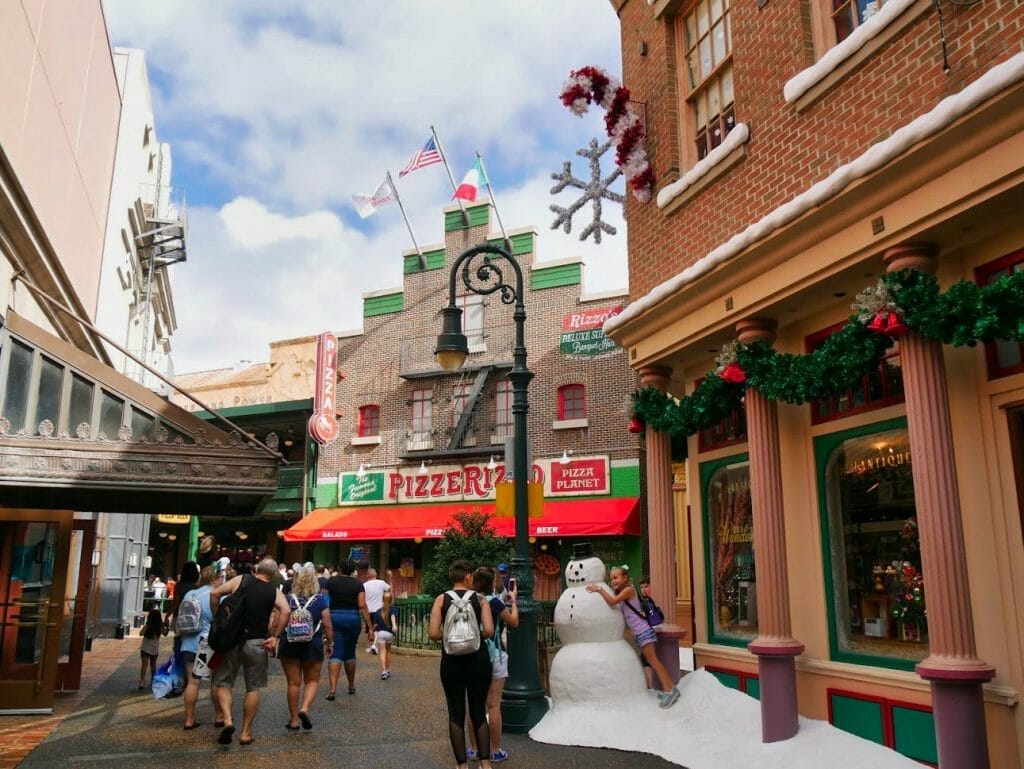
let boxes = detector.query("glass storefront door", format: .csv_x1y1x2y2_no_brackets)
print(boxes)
0,513,72,712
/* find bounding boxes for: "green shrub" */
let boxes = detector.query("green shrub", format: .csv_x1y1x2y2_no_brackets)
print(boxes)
421,510,514,598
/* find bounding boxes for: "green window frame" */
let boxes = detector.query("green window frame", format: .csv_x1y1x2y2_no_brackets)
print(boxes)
814,416,927,671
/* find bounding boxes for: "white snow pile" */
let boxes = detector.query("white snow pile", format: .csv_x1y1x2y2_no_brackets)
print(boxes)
783,0,917,103
656,124,750,209
531,669,924,769
603,50,1024,339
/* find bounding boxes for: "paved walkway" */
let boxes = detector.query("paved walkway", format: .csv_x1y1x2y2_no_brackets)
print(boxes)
7,639,678,769
0,638,142,769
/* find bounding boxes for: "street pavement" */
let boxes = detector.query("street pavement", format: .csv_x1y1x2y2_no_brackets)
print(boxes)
17,639,679,769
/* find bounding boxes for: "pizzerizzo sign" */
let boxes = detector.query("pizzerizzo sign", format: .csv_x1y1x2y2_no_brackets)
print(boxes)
338,455,610,505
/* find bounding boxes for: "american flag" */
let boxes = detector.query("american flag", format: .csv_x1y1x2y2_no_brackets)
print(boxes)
399,136,442,177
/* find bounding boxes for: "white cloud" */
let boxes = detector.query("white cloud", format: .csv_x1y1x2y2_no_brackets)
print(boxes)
219,197,343,248
102,1,631,372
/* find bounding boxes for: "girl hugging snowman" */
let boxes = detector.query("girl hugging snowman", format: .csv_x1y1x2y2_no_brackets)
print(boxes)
587,565,680,709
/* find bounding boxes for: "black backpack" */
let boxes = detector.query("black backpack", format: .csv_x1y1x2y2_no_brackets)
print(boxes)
208,575,252,652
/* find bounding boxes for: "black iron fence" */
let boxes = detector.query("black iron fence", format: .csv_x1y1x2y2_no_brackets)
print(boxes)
393,598,559,651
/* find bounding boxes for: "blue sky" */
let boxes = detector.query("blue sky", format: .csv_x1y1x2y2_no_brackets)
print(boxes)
102,1,627,373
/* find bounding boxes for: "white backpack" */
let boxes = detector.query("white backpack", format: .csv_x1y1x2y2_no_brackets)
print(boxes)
286,594,319,643
443,589,481,656
176,594,203,634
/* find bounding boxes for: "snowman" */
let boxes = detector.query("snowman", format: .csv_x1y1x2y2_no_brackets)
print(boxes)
531,543,649,742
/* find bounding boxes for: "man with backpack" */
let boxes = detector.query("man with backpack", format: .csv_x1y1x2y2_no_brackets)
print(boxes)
208,557,292,746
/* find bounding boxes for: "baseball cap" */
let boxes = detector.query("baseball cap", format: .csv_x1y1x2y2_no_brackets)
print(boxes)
497,563,509,574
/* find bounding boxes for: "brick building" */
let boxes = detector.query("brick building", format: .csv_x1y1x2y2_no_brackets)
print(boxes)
285,201,642,600
603,0,1024,765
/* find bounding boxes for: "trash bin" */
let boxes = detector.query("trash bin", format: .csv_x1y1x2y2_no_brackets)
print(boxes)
114,623,127,640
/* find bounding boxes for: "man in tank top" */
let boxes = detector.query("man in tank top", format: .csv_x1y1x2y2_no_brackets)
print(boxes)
209,557,292,746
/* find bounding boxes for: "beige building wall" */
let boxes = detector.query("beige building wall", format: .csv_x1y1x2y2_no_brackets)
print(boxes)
0,0,121,319
172,335,318,411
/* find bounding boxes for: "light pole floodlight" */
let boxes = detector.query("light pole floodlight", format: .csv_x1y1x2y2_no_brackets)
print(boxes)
435,306,469,372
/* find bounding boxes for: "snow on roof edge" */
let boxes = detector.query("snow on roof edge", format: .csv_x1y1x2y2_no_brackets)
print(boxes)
604,51,1024,339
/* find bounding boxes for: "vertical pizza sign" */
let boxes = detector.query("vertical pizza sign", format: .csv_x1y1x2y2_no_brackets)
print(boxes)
308,331,339,446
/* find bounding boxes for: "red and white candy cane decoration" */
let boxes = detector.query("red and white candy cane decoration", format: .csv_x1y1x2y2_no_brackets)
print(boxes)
560,65,654,203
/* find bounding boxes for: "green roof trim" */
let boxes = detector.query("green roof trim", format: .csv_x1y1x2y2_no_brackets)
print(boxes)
404,248,446,274
487,231,534,256
444,203,490,232
193,398,313,421
532,262,582,290
363,291,404,317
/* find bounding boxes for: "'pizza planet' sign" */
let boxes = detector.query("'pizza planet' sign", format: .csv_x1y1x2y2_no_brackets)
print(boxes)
338,455,610,505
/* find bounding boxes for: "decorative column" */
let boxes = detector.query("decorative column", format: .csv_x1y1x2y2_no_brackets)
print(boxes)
737,318,803,743
885,244,994,769
639,365,687,684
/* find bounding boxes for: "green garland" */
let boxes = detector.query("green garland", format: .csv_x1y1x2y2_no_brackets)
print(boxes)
630,269,1024,438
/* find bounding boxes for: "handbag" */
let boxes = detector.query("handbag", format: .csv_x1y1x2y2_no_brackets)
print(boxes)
151,653,185,699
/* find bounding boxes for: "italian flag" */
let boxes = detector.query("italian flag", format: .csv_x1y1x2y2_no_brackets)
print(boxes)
453,158,487,202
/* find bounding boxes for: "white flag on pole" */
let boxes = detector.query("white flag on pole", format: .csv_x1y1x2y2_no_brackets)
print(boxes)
352,178,395,218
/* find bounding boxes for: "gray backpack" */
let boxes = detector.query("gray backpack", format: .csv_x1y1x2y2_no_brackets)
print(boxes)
442,590,481,656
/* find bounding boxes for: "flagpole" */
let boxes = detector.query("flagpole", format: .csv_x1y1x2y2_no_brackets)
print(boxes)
476,152,511,252
430,125,470,226
387,171,427,270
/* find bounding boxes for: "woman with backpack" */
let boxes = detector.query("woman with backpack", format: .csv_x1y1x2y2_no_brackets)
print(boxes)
179,562,228,730
427,559,495,769
466,566,518,764
279,564,333,730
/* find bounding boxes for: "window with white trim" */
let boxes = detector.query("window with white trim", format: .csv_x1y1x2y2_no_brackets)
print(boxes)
493,380,513,443
409,388,432,448
677,0,736,163
457,294,486,353
357,405,380,437
558,384,587,421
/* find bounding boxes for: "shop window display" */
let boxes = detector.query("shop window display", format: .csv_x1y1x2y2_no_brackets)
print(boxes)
704,458,757,643
821,425,927,664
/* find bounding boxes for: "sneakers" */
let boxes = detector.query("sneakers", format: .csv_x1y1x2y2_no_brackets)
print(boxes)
466,748,478,760
367,646,378,655
490,749,509,762
658,686,681,709
379,670,390,680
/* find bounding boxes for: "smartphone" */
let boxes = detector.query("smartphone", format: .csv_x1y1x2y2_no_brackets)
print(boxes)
507,578,516,593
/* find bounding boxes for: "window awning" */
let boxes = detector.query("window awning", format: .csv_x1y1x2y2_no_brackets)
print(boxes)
283,497,640,542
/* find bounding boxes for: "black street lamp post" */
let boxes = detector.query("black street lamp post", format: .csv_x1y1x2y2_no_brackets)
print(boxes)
435,243,549,732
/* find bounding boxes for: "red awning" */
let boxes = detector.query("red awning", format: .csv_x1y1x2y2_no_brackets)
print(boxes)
283,497,640,542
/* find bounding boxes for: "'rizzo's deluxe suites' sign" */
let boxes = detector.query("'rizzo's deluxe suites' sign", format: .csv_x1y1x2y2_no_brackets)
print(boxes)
338,455,610,505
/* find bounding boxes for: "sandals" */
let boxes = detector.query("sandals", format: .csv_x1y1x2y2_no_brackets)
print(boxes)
213,720,226,729
239,737,255,746
285,723,300,731
298,711,313,730
348,686,356,695
325,691,336,701
217,725,235,745
183,722,201,730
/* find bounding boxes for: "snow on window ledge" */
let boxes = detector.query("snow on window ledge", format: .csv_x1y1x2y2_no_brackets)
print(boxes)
552,417,589,430
784,0,917,104
656,124,750,209
351,435,381,446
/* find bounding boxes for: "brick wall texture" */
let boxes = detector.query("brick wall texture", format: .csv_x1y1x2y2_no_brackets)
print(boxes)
614,0,1024,299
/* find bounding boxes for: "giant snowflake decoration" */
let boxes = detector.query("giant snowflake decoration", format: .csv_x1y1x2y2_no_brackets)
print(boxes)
549,138,624,244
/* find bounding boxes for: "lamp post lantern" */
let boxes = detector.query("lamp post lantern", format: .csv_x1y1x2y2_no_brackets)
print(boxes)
435,243,549,732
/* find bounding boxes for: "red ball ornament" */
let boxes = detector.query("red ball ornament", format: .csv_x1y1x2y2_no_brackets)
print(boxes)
628,416,644,434
720,362,746,384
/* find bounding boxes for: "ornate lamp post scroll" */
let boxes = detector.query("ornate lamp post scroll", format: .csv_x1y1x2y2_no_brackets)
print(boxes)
435,243,548,732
